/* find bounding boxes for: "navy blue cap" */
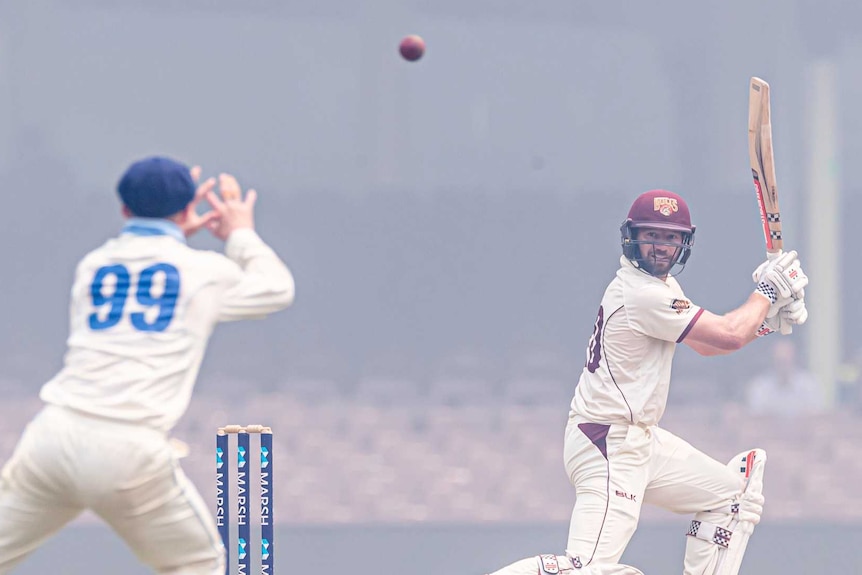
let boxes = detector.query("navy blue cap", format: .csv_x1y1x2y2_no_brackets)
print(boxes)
117,156,195,218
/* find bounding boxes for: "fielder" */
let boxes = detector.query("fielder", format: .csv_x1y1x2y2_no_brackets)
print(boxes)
0,157,295,573
487,190,808,575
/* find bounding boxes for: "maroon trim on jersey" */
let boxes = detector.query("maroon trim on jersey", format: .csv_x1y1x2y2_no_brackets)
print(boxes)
578,423,611,460
676,308,704,343
604,306,634,423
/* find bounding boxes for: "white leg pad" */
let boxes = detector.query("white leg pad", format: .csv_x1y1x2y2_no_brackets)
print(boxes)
715,449,766,575
686,449,766,575
486,554,644,575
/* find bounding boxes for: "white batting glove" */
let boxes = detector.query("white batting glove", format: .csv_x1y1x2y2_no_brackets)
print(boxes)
782,298,808,325
756,298,808,337
762,255,807,299
756,313,791,336
751,250,783,284
756,312,792,336
752,250,804,290
753,251,793,317
754,250,808,310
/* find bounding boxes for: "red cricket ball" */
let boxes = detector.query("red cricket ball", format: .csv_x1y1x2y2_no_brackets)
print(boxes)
399,35,425,62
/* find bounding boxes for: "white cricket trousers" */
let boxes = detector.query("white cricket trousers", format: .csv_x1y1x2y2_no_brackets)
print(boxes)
0,405,225,574
565,414,744,574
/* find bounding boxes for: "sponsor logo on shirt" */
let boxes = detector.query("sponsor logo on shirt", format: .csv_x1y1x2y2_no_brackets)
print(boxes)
539,555,560,574
653,197,679,216
670,298,691,314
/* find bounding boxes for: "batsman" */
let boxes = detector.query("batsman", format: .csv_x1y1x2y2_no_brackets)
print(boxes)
487,190,808,575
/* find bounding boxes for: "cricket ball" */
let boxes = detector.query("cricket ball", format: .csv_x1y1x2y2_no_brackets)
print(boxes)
399,35,425,62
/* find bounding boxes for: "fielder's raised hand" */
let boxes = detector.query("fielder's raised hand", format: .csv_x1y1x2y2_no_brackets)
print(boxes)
204,173,257,241
178,165,220,237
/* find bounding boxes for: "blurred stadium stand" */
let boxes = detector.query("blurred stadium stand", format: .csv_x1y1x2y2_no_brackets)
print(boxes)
2,381,858,525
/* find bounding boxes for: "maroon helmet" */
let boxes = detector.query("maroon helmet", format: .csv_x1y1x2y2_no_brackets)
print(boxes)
620,189,696,275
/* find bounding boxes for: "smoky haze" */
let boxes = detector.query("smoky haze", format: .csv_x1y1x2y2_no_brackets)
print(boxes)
2,0,861,394
1,2,862,573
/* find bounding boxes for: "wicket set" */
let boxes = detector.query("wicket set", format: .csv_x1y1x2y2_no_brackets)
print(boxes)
216,425,274,574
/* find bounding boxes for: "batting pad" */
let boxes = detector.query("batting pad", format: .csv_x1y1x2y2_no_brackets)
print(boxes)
713,448,767,575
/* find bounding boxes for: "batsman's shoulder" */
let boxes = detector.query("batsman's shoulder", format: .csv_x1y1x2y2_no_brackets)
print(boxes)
623,277,667,304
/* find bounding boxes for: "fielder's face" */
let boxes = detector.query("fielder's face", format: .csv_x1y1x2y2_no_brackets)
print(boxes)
634,227,683,278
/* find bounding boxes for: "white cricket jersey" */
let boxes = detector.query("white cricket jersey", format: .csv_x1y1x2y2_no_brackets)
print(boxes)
570,256,703,426
39,219,295,432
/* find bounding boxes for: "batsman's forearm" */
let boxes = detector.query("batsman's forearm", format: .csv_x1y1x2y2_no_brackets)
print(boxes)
685,338,736,356
723,292,771,346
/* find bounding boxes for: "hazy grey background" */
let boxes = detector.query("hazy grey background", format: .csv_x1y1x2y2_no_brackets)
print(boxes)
1,1,861,573
3,0,862,389
17,524,862,575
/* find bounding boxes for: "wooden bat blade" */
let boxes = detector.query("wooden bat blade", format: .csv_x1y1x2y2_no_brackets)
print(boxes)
748,76,783,253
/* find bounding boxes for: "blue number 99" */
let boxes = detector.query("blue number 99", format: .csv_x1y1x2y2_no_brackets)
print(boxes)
88,263,180,332
89,265,131,330
131,263,180,332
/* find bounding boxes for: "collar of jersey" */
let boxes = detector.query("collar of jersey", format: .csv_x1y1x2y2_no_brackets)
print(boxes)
121,218,187,244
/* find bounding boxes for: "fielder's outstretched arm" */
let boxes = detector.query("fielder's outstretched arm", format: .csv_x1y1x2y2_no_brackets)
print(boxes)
218,228,296,321
198,172,296,322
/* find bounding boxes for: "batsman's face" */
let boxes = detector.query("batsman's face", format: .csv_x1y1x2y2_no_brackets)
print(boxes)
635,227,683,277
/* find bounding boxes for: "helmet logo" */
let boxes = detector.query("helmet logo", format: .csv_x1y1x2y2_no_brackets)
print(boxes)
653,197,679,216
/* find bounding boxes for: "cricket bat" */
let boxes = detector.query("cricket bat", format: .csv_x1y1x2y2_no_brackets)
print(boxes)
748,77,783,255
